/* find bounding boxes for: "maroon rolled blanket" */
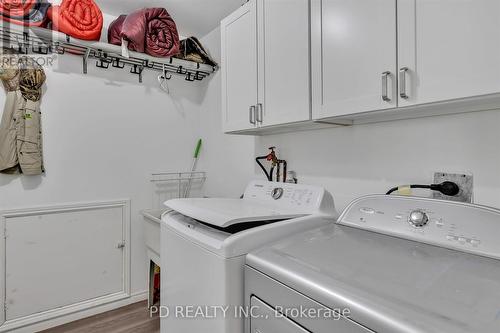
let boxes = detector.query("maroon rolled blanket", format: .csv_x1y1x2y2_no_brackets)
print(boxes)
108,8,180,58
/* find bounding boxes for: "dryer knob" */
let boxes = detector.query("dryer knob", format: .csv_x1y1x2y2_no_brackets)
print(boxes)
409,210,429,228
271,187,284,200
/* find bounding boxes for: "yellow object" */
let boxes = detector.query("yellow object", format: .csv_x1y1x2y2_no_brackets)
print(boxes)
397,186,412,196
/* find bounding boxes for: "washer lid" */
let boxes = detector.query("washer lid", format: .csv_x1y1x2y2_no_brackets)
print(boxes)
247,224,500,333
165,198,308,228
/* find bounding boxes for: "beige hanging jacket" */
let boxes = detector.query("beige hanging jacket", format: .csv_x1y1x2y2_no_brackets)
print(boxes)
0,55,46,175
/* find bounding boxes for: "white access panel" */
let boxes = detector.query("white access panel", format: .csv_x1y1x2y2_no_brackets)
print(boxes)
221,0,258,132
3,204,126,321
0,221,4,327
398,0,500,107
312,0,397,119
257,0,310,126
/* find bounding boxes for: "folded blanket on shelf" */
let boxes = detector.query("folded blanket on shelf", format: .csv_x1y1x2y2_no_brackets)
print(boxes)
175,37,218,67
108,8,180,58
48,0,103,41
0,0,51,27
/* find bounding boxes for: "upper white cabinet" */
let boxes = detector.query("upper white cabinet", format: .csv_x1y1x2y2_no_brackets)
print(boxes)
257,0,310,127
221,1,258,132
223,0,500,133
221,0,310,133
398,0,500,107
312,0,398,119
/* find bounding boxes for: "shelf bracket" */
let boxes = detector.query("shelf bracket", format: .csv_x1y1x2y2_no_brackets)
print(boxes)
82,49,91,74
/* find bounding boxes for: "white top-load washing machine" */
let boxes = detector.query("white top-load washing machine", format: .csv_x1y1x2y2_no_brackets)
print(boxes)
160,180,337,333
245,195,500,333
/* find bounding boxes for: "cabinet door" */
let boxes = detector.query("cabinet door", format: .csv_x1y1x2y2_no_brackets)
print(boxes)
312,0,397,119
221,0,258,132
398,0,500,106
257,0,311,127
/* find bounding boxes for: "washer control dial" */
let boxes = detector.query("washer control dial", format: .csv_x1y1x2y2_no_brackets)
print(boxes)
271,187,284,200
409,210,429,228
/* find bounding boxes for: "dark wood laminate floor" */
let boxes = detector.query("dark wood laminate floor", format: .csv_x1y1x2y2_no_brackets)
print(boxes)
39,301,159,333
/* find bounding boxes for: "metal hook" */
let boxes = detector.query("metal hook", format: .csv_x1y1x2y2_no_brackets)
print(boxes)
177,66,188,75
54,43,65,55
158,65,171,94
194,71,204,81
112,58,125,69
142,59,154,69
96,57,111,69
162,64,172,80
32,43,49,55
185,72,196,82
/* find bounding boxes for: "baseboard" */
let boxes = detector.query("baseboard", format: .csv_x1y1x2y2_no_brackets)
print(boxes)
0,290,148,333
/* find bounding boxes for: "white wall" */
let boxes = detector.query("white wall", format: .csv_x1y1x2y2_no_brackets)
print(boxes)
198,28,256,198
258,110,500,211
198,27,500,212
0,45,206,295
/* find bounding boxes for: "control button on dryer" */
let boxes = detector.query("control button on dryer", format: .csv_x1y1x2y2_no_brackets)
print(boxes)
470,239,481,246
433,219,445,227
360,207,375,214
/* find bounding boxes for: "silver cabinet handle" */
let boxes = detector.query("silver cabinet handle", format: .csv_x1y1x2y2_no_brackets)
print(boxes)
399,67,409,99
382,71,391,102
256,103,263,123
249,105,256,125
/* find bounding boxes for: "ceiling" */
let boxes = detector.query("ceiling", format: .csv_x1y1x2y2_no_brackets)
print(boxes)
98,0,246,37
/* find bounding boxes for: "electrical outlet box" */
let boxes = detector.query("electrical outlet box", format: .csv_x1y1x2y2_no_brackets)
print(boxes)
433,172,473,203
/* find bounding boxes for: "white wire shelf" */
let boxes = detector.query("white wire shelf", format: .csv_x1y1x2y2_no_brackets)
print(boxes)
0,23,217,82
150,172,206,209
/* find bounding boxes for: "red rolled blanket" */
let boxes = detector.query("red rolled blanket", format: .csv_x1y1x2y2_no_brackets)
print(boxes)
48,0,103,41
0,0,51,27
108,8,180,58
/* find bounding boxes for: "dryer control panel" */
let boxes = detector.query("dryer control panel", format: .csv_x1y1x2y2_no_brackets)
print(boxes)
339,195,500,260
243,180,336,217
